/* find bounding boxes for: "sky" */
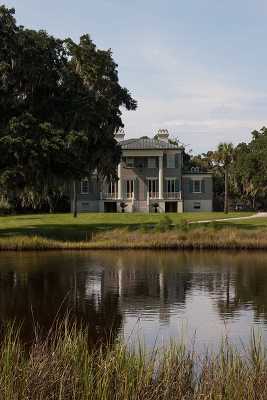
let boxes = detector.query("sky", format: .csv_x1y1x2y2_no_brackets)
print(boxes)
4,0,267,153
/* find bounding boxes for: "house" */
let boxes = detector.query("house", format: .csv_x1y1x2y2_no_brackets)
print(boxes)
74,130,213,213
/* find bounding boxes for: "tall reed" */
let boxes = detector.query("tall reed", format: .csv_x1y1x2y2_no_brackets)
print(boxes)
0,321,267,399
1,226,267,250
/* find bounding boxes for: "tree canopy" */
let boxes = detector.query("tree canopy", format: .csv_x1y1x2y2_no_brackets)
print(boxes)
0,5,137,210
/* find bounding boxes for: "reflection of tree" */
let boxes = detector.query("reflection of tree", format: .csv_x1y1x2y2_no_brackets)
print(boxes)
183,251,267,322
0,259,123,347
3,249,267,346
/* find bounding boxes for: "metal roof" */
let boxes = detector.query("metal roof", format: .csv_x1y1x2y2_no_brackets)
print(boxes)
120,138,180,150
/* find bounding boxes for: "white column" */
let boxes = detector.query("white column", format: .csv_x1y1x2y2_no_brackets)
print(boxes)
118,162,122,199
159,155,163,199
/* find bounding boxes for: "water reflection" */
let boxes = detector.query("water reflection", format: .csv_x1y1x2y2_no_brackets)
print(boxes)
1,251,267,348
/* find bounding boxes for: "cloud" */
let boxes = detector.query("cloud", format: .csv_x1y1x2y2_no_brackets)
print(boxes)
121,38,267,153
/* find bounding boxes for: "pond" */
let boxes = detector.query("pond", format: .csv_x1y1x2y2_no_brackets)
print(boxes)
1,250,267,350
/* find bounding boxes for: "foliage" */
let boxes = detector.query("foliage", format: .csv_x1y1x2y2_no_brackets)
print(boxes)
119,201,128,213
151,202,159,213
0,321,267,399
231,127,267,210
0,197,12,216
0,6,136,211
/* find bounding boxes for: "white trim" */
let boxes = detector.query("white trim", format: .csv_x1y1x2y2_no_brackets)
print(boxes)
183,174,212,179
123,150,164,157
193,180,201,193
80,178,89,194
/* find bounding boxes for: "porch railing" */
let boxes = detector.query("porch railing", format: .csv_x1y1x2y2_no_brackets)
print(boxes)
164,192,182,200
102,192,118,200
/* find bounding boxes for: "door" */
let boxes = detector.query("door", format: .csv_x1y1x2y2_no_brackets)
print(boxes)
104,202,117,213
165,202,177,213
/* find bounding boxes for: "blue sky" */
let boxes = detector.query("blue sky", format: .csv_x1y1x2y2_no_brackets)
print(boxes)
4,0,267,153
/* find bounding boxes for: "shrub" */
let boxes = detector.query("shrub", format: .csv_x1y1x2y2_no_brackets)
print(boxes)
176,218,189,232
154,215,173,232
0,198,13,216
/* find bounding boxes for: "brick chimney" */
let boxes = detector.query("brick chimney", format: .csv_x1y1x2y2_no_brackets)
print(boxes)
157,129,169,143
115,128,125,142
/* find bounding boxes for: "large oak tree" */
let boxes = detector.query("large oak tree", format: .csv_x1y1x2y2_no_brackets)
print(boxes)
0,6,137,213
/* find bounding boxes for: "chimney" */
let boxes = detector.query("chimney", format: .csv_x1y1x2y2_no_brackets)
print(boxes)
115,128,125,142
157,129,169,143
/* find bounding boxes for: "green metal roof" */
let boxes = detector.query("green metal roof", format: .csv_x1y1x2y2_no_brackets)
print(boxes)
120,138,180,150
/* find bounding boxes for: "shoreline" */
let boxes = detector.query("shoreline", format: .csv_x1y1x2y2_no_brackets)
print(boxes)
1,227,267,251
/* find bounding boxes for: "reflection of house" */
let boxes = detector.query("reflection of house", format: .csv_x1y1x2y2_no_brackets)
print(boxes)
73,129,213,213
94,258,192,324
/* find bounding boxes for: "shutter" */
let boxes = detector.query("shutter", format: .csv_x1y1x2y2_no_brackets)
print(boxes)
175,179,180,192
189,179,193,193
201,179,205,193
163,154,167,168
123,180,127,197
175,154,179,168
164,179,167,193
134,178,139,199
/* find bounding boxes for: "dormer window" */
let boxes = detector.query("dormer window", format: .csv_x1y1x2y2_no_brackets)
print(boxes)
191,166,200,173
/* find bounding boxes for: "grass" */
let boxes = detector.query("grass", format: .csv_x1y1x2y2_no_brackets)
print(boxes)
0,212,254,241
2,225,267,250
2,212,267,251
0,320,267,399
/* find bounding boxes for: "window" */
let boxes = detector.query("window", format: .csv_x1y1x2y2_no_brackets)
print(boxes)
126,157,134,167
193,180,201,193
148,178,158,197
167,154,175,168
148,157,156,168
108,181,117,195
194,202,201,209
81,178,89,194
126,180,134,198
166,178,176,193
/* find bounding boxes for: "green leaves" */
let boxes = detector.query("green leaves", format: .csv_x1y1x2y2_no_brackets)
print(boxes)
0,6,136,211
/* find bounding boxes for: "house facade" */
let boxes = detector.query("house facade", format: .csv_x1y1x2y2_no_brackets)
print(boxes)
74,130,213,213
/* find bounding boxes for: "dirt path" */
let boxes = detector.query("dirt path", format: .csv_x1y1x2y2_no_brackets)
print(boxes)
191,212,267,224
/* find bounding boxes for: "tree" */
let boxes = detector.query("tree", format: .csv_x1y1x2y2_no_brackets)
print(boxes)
213,143,234,214
0,6,137,216
231,128,267,210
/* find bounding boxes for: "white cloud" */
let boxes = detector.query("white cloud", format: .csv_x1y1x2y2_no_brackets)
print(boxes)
121,39,267,153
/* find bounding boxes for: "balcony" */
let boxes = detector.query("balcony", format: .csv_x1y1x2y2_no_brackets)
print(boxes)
164,192,182,200
102,192,118,200
147,192,182,200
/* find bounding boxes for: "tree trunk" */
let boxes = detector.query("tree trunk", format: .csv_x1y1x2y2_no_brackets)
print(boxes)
224,166,229,214
73,180,78,218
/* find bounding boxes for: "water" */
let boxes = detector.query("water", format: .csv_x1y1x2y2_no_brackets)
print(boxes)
1,250,267,350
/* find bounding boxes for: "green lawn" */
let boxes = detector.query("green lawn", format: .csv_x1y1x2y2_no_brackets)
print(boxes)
0,212,254,241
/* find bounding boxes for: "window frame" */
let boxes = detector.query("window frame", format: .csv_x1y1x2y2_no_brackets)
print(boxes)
126,180,134,199
80,178,89,194
108,181,117,195
147,177,158,197
193,201,201,209
125,157,134,168
193,180,201,193
166,177,176,193
167,154,176,169
148,157,156,169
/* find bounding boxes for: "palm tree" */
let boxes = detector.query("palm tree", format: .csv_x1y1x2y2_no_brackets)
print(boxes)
214,143,234,214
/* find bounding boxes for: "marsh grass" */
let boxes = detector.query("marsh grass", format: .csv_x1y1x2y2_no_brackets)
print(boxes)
2,225,267,250
0,321,267,399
